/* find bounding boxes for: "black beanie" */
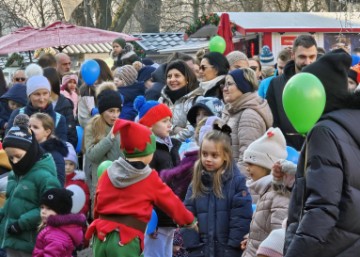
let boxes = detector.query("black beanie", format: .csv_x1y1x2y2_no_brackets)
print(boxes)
302,48,351,114
2,114,32,151
97,89,123,114
40,188,73,215
113,37,126,48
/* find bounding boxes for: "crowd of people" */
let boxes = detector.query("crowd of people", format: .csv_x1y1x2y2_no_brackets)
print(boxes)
0,33,359,257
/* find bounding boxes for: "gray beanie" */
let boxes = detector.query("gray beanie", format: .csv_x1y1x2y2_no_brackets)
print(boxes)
114,65,138,86
226,51,249,67
26,75,51,97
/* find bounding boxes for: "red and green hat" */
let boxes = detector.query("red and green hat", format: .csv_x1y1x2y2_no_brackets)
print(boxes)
112,119,156,158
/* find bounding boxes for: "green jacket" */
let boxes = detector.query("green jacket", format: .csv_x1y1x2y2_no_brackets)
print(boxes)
0,153,61,253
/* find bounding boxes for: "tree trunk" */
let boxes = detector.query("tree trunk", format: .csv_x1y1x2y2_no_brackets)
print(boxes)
193,0,199,22
111,0,140,32
140,0,162,32
94,0,112,29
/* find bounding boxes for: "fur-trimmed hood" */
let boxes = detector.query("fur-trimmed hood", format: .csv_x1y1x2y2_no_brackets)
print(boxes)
40,137,69,157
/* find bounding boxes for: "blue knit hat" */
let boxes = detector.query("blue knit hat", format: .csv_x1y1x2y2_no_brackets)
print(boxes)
260,45,274,64
187,96,224,126
228,69,253,94
137,66,156,83
134,96,172,127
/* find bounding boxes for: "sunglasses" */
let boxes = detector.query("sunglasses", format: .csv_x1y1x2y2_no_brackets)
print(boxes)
199,65,213,71
15,77,26,82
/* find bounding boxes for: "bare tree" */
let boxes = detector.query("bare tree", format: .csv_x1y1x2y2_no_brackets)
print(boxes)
111,0,140,31
134,0,162,32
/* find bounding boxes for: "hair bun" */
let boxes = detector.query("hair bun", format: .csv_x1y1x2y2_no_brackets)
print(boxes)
213,123,232,137
14,114,30,128
134,95,146,112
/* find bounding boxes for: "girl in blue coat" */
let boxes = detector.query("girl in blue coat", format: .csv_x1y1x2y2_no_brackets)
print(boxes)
182,124,253,257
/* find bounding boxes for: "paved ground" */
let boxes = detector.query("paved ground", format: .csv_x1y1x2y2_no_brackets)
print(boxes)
77,247,92,257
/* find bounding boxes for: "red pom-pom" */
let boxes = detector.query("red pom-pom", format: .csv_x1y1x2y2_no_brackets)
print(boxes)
267,131,274,137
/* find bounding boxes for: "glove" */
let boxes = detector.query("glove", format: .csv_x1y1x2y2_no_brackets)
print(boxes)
91,108,99,116
7,222,21,235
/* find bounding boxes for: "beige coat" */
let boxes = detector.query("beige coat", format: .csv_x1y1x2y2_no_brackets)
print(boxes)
222,92,273,175
242,175,290,257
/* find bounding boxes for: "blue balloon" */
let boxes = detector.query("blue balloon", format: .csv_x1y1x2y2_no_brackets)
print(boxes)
81,60,100,86
146,210,158,235
76,126,83,154
286,146,299,165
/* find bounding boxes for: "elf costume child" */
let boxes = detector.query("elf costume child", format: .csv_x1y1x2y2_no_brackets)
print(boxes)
85,119,197,256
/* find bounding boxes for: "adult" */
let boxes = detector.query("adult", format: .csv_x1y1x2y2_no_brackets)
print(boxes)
284,49,360,257
199,52,230,99
55,53,71,78
249,58,262,82
38,53,57,69
43,67,77,148
266,35,317,151
159,60,202,141
11,69,26,85
226,50,249,71
6,75,68,142
221,68,273,175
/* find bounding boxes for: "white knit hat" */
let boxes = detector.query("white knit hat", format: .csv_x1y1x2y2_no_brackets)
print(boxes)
243,127,287,170
256,228,285,257
26,75,51,97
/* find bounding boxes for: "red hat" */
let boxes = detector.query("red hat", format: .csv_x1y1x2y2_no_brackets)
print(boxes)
134,96,172,127
112,119,156,158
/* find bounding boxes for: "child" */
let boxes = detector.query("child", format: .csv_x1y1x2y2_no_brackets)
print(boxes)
85,119,197,257
0,114,61,257
241,128,292,257
33,188,87,257
61,73,79,117
182,123,253,257
29,112,68,186
64,142,90,216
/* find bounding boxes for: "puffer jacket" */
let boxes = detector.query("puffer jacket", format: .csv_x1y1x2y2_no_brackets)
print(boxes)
0,153,61,253
222,92,273,176
181,165,253,257
242,175,289,257
284,109,360,257
33,213,86,257
159,87,203,141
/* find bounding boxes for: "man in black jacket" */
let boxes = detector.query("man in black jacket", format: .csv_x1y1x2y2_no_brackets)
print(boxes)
266,35,317,150
284,49,360,257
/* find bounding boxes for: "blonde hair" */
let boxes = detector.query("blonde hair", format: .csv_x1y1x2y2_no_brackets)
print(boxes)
30,113,54,139
241,67,259,90
191,129,233,199
83,115,108,151
194,116,224,144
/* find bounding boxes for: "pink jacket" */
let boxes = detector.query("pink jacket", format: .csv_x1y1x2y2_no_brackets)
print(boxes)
33,214,86,257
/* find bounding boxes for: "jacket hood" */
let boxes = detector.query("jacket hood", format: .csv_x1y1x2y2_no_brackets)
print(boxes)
225,92,273,128
41,137,69,157
118,81,145,102
47,213,87,246
282,60,296,81
151,64,167,84
30,153,58,177
0,83,28,106
246,174,272,195
107,158,152,188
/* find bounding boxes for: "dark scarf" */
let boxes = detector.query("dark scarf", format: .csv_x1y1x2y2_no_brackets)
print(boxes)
164,86,188,104
10,135,43,176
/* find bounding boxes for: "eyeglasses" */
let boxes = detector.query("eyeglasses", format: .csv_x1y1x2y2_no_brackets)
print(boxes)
221,81,236,90
14,77,26,82
250,66,259,71
199,65,213,71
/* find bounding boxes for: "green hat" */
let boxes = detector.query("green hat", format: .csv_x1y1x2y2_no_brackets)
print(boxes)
113,37,126,48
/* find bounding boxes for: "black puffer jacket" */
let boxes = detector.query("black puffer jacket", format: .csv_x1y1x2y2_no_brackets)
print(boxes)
285,109,360,257
266,61,304,151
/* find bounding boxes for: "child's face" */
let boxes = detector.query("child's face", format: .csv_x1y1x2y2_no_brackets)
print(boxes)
151,117,172,139
102,108,121,126
196,108,210,126
67,79,77,91
246,163,269,181
8,100,22,110
112,42,123,56
114,77,124,87
201,139,225,172
4,147,26,164
40,205,57,223
65,160,76,174
29,117,52,143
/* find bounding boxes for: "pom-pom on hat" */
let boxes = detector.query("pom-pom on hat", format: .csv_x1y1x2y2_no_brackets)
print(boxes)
113,37,126,48
114,65,138,86
260,45,274,64
187,96,224,126
97,89,123,114
2,114,32,151
243,127,287,170
134,95,172,127
40,188,73,215
26,75,51,97
112,119,156,158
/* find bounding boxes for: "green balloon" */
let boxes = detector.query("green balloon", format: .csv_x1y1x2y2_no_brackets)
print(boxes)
97,160,112,178
209,36,226,54
282,72,326,135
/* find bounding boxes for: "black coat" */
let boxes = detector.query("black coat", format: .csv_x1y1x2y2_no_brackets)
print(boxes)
285,109,360,257
266,61,304,151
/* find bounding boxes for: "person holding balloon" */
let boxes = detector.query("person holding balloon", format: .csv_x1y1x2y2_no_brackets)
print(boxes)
283,49,360,257
83,82,124,215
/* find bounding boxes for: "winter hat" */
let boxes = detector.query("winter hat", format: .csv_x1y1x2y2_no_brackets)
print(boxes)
97,89,123,114
198,116,222,144
61,74,78,88
228,69,253,94
256,228,285,257
64,142,78,167
302,48,351,114
0,83,28,106
25,63,43,79
142,58,155,66
2,114,32,151
113,37,126,48
243,127,287,170
226,51,248,67
40,188,73,215
26,75,51,97
260,45,274,64
112,119,156,158
187,96,224,126
134,95,172,127
137,66,156,83
114,65,138,86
